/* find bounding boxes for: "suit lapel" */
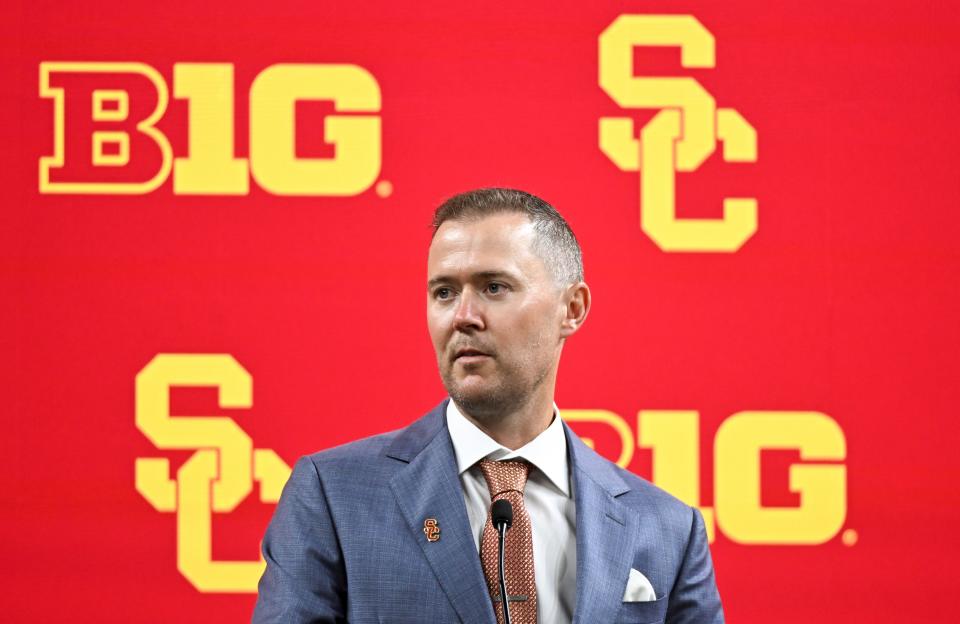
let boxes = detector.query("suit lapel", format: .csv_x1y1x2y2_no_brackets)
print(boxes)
388,402,496,624
566,424,637,624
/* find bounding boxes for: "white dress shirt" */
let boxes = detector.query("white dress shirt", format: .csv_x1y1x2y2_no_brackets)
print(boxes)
445,400,577,624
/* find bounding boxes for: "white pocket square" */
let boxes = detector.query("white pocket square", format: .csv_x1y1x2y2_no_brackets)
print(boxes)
622,567,657,602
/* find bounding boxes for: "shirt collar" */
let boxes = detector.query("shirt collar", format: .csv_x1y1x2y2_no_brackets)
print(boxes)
445,399,570,497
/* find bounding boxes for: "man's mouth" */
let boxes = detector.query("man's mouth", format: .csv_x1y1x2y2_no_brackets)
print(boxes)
453,347,491,362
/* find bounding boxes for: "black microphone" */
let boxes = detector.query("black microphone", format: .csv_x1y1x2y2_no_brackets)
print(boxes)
491,499,514,624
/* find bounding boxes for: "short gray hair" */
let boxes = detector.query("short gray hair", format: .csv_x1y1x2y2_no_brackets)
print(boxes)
431,188,584,285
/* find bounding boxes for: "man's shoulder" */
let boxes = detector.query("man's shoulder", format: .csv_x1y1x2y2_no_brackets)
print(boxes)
300,400,448,472
615,464,693,520
569,428,698,532
302,425,403,465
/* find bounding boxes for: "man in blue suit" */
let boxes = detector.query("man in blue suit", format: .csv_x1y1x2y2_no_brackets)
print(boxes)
253,189,724,623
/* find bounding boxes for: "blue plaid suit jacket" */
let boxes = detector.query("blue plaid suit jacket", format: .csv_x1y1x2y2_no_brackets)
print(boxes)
252,400,723,623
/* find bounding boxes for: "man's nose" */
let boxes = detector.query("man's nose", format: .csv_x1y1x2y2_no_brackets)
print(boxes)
452,287,485,332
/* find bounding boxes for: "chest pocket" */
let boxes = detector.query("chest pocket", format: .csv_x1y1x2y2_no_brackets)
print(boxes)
614,594,669,624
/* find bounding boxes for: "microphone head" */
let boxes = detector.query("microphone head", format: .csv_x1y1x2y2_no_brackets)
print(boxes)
491,499,513,529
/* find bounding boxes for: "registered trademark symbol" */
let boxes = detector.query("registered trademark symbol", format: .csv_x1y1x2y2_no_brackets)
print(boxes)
375,179,393,198
841,528,858,547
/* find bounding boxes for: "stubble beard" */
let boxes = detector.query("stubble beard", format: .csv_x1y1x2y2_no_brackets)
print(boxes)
440,355,551,427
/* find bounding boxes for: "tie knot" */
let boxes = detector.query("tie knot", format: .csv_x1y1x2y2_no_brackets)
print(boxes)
478,459,530,500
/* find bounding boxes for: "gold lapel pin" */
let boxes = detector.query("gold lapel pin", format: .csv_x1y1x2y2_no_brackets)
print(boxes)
423,518,440,542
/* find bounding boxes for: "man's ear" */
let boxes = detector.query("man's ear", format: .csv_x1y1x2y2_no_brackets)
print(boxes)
559,281,591,338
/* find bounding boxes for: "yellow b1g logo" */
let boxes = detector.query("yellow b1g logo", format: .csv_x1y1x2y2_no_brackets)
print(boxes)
40,62,381,196
566,410,847,545
599,15,758,252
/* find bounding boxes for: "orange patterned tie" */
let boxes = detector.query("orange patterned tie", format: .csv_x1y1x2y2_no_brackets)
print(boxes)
479,459,538,624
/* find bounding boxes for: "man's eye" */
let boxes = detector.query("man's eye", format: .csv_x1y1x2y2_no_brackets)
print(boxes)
487,283,505,294
435,287,451,300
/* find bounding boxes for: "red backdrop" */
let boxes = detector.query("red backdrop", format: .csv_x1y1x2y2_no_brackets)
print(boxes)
4,1,959,621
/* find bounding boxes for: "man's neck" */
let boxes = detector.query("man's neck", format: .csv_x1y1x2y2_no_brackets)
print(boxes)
457,390,556,451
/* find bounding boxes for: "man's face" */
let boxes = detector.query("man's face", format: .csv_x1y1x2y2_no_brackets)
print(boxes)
427,212,566,421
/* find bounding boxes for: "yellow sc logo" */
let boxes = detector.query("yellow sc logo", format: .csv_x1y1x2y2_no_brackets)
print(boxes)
135,354,291,592
599,15,758,252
